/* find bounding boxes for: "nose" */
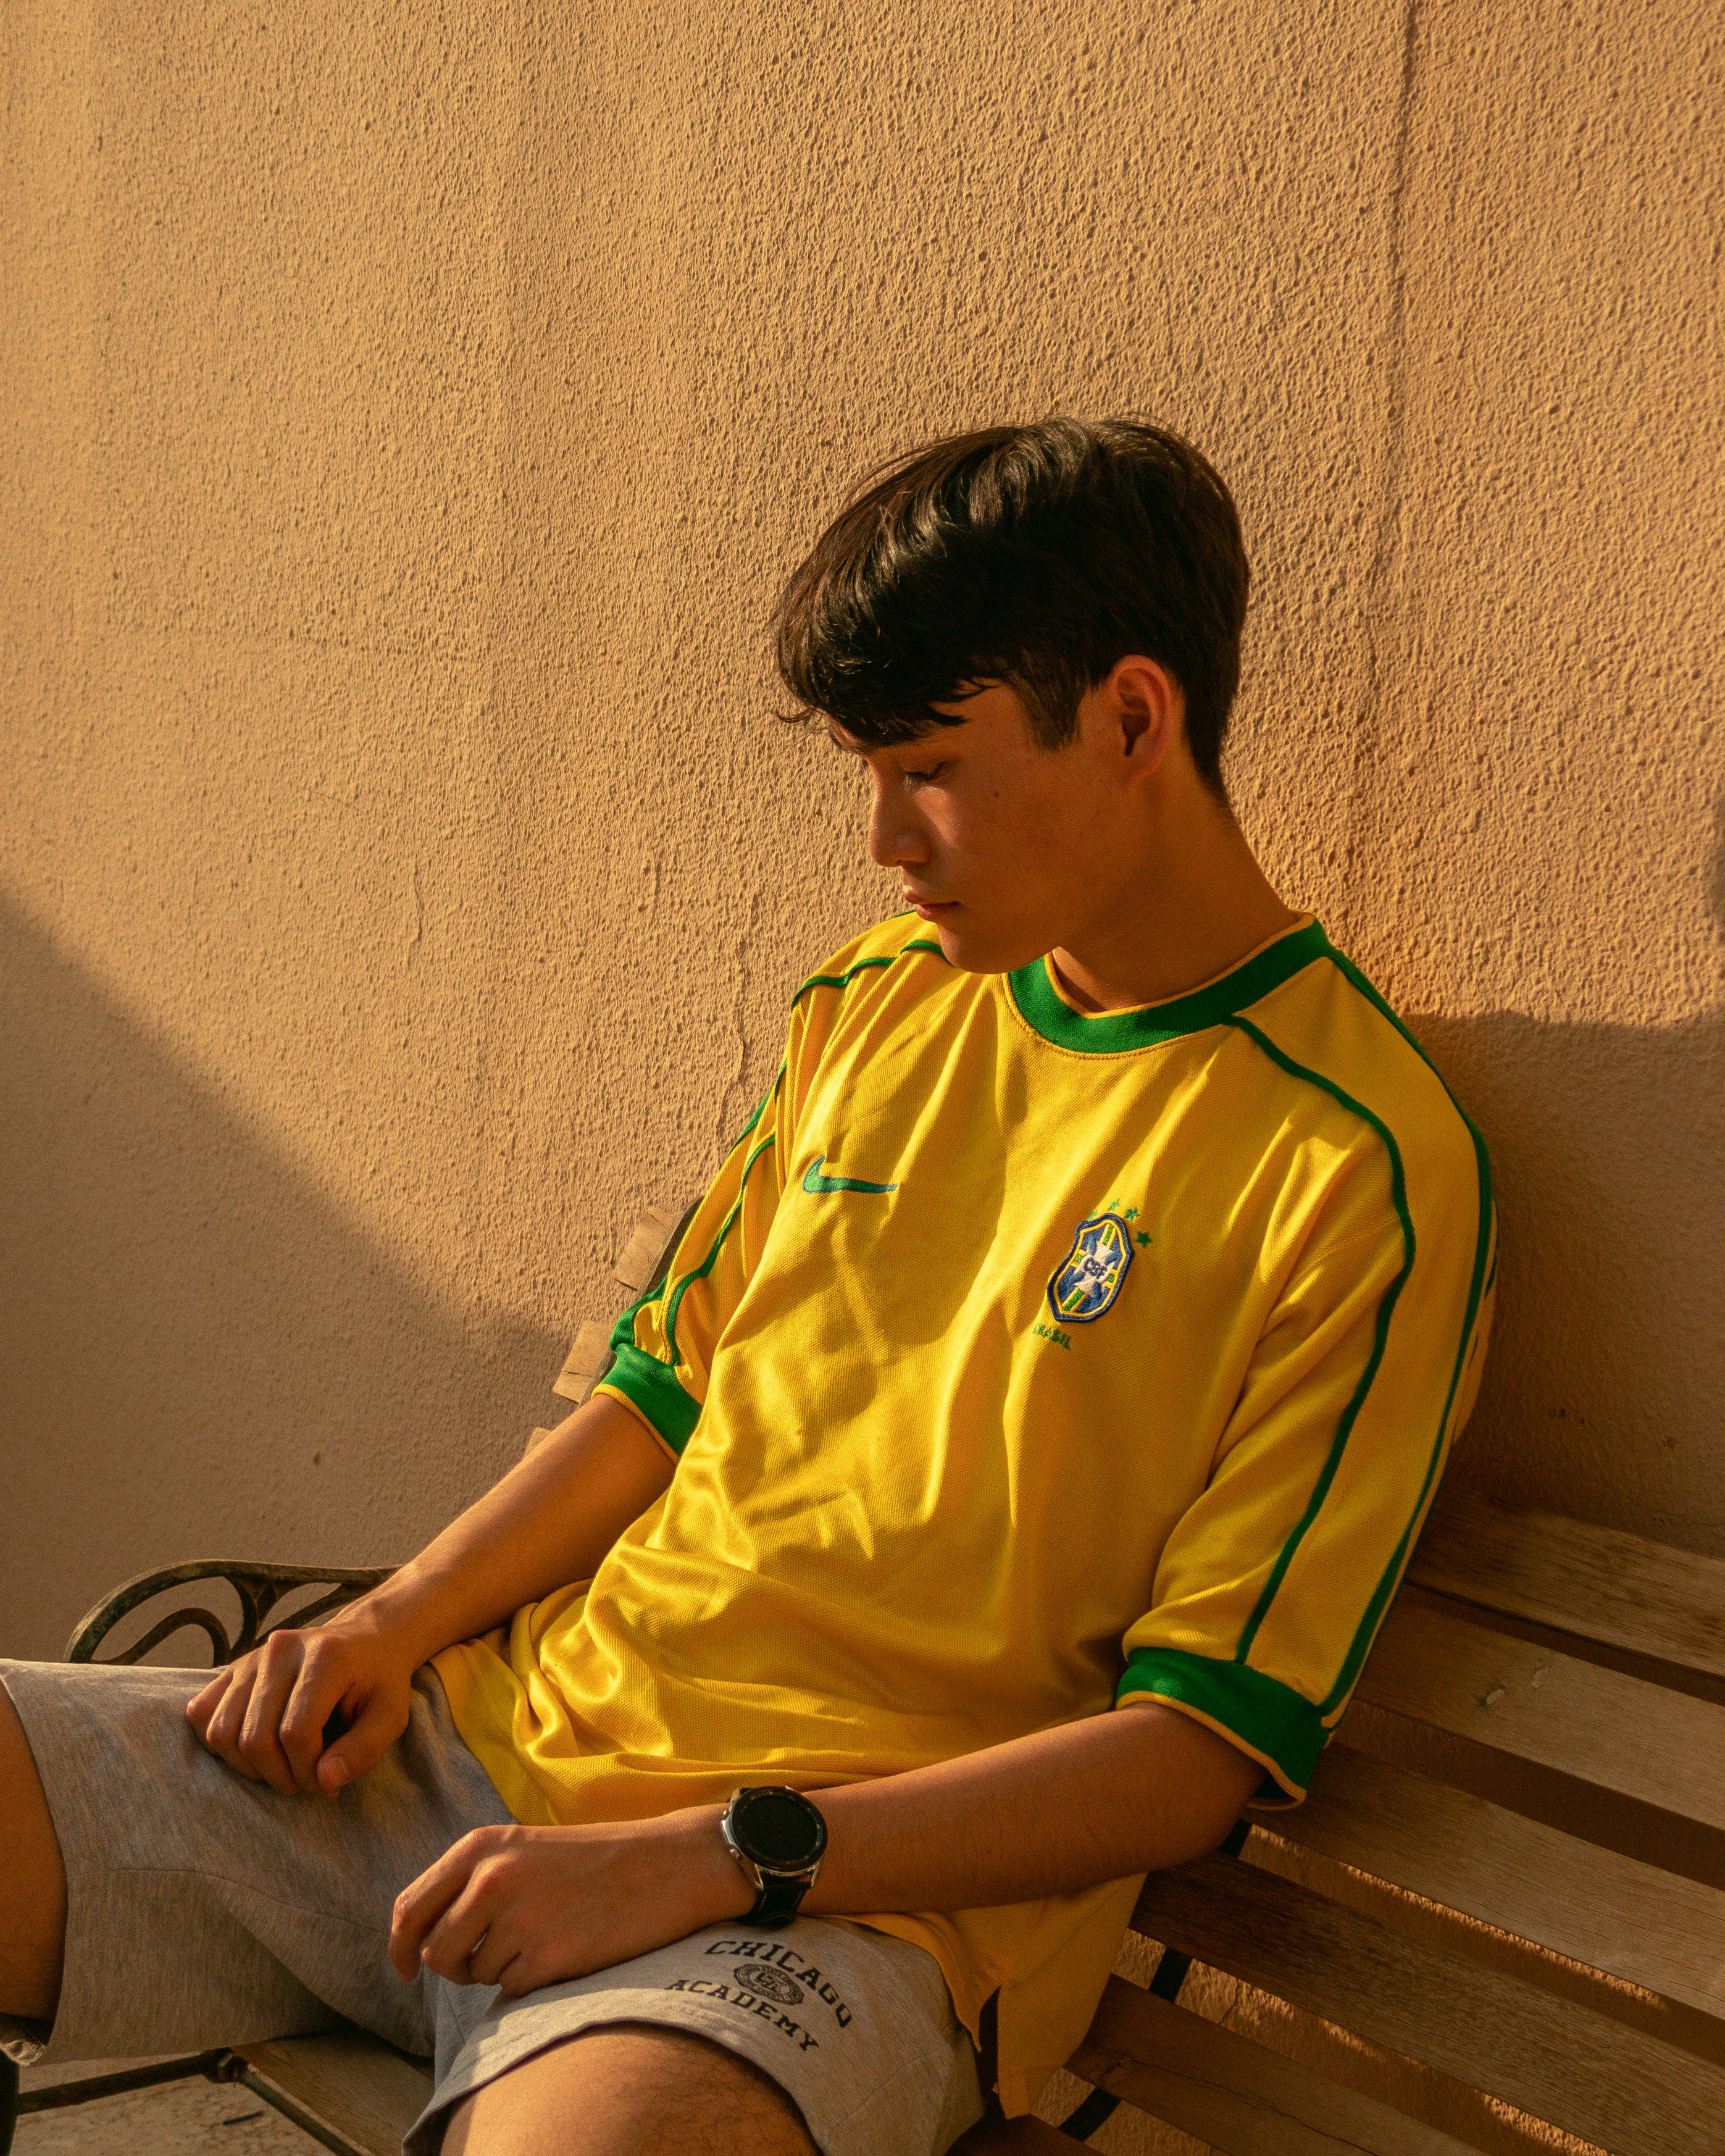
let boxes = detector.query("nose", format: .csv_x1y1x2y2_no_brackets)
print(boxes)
865,767,930,872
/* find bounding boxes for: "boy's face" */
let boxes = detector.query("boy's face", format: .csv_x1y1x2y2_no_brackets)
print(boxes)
829,664,1176,975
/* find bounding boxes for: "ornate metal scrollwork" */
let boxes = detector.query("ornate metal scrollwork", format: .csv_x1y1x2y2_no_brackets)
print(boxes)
63,1560,395,1668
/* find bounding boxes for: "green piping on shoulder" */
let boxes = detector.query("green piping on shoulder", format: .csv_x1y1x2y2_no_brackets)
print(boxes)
791,934,948,1010
1313,953,1497,1715
1225,1014,1416,1669
662,1130,779,1367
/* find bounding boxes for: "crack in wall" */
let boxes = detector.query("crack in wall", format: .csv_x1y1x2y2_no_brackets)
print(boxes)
1346,0,1422,879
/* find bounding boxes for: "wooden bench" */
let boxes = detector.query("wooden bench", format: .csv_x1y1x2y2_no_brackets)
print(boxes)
7,1204,1723,2156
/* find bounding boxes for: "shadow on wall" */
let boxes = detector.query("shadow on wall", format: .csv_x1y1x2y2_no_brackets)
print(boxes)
1416,1003,1724,1549
0,896,567,1663
1422,798,1725,1549
3,852,1722,1664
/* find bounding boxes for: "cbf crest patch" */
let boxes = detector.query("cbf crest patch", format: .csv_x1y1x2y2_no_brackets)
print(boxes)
1047,1213,1135,1324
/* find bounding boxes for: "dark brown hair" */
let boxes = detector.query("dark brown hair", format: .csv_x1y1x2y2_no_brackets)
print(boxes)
772,416,1250,795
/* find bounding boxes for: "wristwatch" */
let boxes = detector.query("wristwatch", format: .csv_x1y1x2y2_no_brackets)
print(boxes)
720,1784,829,1928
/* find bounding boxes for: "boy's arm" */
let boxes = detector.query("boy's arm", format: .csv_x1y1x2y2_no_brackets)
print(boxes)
190,1009,801,1806
387,1700,1261,1995
187,1393,673,1797
804,1697,1261,1911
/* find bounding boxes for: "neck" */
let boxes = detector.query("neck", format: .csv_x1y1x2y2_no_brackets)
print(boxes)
1050,781,1300,1013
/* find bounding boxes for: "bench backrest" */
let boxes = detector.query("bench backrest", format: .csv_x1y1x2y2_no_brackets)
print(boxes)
1095,1494,1725,2155
562,1207,1725,2156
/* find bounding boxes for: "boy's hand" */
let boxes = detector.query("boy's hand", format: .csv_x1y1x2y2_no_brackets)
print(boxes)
389,1810,754,1995
186,1616,417,1797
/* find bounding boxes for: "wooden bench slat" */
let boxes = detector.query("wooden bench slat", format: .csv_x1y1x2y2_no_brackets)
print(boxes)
551,1318,614,1405
1132,1849,1725,2156
1281,1747,1725,2026
237,2033,432,2156
951,2112,1078,2154
612,1203,687,1293
1067,1976,1483,2156
1413,1492,1725,1679
1357,1598,1725,1835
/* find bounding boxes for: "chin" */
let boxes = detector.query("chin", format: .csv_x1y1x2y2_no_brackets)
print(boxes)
924,918,1044,977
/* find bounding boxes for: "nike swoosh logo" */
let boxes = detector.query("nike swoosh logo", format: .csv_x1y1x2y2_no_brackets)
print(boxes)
801,1154,900,1195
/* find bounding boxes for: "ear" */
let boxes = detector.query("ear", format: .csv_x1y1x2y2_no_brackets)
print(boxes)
1102,656,1182,780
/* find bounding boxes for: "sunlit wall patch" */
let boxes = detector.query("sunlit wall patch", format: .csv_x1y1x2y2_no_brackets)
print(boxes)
1046,1213,1136,1324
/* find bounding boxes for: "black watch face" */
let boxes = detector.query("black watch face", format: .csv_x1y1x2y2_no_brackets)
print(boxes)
734,1788,824,1870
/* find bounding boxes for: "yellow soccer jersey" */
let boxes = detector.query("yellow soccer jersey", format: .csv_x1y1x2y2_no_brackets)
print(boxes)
433,911,1495,2114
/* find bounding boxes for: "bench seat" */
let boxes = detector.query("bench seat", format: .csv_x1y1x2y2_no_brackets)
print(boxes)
14,1213,1721,2156
19,1487,1718,2156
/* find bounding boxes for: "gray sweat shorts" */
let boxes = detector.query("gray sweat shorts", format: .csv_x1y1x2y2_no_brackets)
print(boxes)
0,1659,985,2156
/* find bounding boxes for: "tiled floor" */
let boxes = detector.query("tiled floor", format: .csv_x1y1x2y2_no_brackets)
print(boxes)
14,2060,322,2155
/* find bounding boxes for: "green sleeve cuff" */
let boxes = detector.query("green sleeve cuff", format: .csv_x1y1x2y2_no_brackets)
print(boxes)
1116,1647,1324,1802
598,1339,703,1456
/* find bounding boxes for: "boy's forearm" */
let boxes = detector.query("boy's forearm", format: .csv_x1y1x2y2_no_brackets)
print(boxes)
336,1393,675,1668
391,1697,1265,1994
799,1701,1261,1916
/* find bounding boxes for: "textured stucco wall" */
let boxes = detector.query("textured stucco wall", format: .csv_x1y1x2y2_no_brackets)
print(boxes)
4,5,1720,2148
3,0,1720,1790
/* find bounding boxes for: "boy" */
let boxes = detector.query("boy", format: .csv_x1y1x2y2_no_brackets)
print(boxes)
0,418,1493,2156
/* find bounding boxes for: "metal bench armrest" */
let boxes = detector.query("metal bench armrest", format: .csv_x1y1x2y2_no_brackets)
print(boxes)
64,1561,395,1668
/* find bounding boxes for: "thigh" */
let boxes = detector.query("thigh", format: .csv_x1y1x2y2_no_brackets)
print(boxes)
0,1657,513,2064
0,1682,66,2023
416,1915,985,2156
442,2024,816,2156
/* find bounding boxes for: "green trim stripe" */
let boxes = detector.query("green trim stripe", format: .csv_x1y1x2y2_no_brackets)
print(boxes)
611,1065,788,1358
662,1130,779,1368
732,1061,787,1146
602,929,948,1458
599,1342,703,1455
1313,952,1497,1716
1321,1158,1495,1702
1213,942,1495,1718
1007,919,1329,1055
1117,1646,1324,1797
791,934,948,1011
603,1135,775,1451
603,1069,787,1453
1226,1014,1416,1669
1321,1194,1493,1713
1324,949,1490,1163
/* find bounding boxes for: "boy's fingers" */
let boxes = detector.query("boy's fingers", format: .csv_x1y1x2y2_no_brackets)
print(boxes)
465,1929,509,1987
278,1665,351,1794
417,1883,495,1982
315,1690,407,1795
390,1850,469,1979
185,1668,231,1732
236,1661,303,1796
196,1665,265,1777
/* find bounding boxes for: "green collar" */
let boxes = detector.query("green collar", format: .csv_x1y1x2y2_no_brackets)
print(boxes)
1007,918,1332,1055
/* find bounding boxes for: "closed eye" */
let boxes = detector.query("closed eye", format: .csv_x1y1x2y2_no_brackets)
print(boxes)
904,762,948,789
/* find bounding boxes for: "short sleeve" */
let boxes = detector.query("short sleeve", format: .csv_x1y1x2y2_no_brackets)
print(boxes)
593,983,835,1457
591,1080,789,1455
1116,1162,1496,1803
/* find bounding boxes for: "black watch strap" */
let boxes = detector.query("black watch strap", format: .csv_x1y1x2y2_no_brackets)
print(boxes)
722,1785,827,1930
747,1873,812,1928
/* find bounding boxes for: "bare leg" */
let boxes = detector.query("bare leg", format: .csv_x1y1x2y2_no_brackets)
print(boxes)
441,2024,818,2156
0,1684,66,2022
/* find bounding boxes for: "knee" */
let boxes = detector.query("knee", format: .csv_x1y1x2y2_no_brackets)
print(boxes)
439,2024,817,2156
